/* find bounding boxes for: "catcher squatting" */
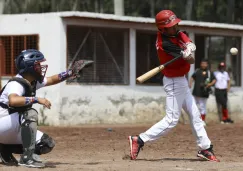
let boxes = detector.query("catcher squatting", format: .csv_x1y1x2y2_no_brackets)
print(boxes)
0,10,220,168
0,49,92,168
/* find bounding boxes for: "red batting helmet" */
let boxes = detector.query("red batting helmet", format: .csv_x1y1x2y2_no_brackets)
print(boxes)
218,62,226,69
155,10,181,29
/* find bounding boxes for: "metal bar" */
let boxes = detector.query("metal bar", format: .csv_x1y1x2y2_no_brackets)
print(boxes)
129,28,136,86
24,36,27,49
11,36,14,75
123,31,129,84
68,29,91,69
93,32,97,81
99,33,124,79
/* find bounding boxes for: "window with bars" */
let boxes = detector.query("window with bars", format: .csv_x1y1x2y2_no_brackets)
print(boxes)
67,26,129,85
136,31,162,85
0,35,39,76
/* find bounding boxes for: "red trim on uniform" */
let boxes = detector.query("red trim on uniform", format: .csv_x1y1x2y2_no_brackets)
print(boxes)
156,31,191,77
201,114,206,121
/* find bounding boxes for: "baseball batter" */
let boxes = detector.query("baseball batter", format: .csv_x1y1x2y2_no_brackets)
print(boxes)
128,10,219,162
0,49,86,168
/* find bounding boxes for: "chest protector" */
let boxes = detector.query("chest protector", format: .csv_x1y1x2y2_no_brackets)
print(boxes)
0,77,37,113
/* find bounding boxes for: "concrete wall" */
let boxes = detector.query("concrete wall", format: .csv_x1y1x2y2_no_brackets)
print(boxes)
0,13,243,126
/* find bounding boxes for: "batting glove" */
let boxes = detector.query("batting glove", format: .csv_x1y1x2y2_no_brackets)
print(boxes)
186,42,196,52
181,48,193,60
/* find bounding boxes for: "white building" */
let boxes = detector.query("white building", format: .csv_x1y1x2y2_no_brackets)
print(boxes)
0,12,243,125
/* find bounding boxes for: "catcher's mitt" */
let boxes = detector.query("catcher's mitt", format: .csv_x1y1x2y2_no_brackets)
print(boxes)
69,60,94,79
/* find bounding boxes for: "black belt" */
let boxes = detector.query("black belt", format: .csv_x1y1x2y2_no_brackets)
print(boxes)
0,102,17,114
0,102,24,125
215,88,227,91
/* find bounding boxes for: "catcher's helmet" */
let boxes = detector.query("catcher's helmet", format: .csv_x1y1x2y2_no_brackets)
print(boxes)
15,49,48,83
155,10,181,29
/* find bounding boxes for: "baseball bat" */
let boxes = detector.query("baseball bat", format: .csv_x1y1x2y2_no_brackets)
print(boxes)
136,54,182,83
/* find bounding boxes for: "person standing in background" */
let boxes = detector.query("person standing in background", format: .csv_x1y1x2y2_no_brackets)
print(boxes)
189,59,216,126
214,62,234,124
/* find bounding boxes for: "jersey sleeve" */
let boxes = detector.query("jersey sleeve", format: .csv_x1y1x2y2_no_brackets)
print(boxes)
6,81,25,97
36,77,47,90
226,72,230,81
177,31,192,44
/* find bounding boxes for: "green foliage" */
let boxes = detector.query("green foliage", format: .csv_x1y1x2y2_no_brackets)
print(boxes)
2,0,243,24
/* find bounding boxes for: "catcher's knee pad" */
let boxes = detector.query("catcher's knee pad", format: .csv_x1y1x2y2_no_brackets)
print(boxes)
35,133,55,155
20,108,38,149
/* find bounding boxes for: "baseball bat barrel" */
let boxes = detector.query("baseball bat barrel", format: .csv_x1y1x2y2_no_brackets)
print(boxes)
136,54,182,83
136,65,165,83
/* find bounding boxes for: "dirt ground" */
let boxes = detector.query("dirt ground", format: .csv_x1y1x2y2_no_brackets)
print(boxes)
1,123,243,171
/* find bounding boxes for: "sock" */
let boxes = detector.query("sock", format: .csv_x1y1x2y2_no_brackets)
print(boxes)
201,114,206,121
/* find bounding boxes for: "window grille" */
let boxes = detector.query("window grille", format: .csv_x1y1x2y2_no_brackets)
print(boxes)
136,31,162,85
0,35,38,76
67,26,129,85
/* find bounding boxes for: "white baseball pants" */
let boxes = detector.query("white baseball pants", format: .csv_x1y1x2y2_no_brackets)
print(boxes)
194,96,207,115
139,76,211,150
0,113,43,144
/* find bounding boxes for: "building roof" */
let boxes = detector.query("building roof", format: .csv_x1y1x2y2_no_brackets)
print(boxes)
2,11,243,31
58,11,243,31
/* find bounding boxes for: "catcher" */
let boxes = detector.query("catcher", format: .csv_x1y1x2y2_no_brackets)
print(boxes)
0,49,92,168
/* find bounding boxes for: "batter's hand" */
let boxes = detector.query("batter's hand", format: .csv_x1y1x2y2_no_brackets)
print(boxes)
186,42,196,52
181,48,193,60
38,97,52,109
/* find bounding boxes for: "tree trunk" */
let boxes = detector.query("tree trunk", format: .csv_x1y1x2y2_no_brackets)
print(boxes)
51,0,57,11
227,0,235,24
225,0,235,68
150,0,155,17
72,0,78,11
185,0,193,20
94,0,99,12
114,0,124,16
0,0,5,14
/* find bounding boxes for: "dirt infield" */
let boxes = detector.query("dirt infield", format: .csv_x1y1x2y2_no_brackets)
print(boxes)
1,123,243,171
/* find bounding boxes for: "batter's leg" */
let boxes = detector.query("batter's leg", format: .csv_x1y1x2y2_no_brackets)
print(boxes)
139,77,187,142
129,77,190,160
182,88,211,150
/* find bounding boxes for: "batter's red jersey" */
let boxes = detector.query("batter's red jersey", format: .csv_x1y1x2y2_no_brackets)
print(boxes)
156,31,191,77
